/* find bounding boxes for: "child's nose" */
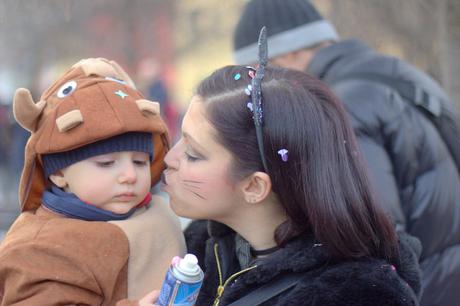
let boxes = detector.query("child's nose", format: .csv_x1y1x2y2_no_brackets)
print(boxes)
118,163,137,184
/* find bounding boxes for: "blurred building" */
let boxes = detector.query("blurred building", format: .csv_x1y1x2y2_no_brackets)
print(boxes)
172,0,246,108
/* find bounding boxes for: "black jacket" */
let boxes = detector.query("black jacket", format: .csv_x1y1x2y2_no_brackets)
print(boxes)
186,220,421,306
307,39,460,306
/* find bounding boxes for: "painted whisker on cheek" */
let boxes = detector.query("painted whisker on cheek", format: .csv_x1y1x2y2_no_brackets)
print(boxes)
189,190,206,200
182,179,204,190
181,179,207,200
183,183,201,190
182,179,204,184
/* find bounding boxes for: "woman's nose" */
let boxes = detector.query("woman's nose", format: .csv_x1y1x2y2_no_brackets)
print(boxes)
118,163,137,184
164,142,180,170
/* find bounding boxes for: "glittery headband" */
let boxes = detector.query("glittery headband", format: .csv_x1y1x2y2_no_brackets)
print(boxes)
247,27,270,172
238,27,289,169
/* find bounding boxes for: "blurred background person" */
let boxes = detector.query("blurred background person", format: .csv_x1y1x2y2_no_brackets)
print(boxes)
136,57,181,142
0,103,12,237
233,0,460,305
0,104,9,179
0,103,25,240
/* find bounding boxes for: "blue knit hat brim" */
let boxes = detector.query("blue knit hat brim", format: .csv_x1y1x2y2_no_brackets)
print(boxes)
42,132,153,177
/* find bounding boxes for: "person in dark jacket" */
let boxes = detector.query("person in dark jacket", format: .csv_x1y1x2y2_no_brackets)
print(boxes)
233,1,460,305
163,63,421,305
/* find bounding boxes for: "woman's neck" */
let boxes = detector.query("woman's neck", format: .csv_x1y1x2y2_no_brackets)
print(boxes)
224,198,287,251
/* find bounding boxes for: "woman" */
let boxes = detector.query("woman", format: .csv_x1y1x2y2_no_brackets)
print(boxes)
161,63,421,305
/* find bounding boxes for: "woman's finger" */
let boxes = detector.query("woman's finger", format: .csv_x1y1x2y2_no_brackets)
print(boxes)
139,289,160,306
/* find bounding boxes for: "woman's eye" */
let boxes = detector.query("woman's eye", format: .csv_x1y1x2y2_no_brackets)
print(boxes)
57,81,77,98
96,161,114,167
185,152,199,162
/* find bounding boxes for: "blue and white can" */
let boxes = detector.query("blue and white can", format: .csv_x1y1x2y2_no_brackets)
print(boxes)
158,254,204,306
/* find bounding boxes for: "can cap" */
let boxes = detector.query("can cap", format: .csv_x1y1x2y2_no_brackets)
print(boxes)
176,254,200,276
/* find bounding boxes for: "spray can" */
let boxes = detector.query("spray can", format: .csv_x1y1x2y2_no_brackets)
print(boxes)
158,254,204,306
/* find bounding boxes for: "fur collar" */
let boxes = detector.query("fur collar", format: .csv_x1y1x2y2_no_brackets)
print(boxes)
206,220,421,298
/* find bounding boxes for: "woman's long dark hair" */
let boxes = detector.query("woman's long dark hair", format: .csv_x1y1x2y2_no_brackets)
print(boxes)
196,65,398,259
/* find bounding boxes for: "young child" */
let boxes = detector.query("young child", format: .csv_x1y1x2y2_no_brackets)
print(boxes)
0,58,186,306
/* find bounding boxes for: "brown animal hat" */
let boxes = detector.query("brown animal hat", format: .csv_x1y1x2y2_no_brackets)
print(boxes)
13,58,170,212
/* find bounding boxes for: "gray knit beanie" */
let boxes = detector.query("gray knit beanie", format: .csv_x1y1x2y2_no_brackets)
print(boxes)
233,0,339,65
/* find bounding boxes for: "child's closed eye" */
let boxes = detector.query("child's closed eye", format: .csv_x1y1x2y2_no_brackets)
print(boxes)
133,160,149,166
96,160,115,167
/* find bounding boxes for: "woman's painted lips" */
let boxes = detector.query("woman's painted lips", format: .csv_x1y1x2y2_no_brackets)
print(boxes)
160,173,171,194
161,173,168,185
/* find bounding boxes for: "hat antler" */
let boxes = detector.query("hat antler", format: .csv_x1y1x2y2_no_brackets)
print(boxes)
13,88,46,132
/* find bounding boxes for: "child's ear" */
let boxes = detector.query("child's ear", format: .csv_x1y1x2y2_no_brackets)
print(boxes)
49,171,67,188
240,171,272,204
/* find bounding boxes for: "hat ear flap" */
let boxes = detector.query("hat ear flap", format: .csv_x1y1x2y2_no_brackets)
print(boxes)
13,88,46,132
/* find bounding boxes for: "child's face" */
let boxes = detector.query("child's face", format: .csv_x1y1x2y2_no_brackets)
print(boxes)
51,151,151,214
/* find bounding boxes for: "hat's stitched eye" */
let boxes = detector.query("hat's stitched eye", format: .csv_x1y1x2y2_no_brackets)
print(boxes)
57,81,77,98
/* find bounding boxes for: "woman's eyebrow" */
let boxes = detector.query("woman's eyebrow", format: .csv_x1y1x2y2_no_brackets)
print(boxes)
183,132,207,153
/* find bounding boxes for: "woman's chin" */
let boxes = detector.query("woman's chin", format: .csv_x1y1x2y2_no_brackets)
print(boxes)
168,199,190,218
168,197,180,213
160,182,170,194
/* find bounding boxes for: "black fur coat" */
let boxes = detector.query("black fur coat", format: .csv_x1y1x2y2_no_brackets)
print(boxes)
185,220,422,306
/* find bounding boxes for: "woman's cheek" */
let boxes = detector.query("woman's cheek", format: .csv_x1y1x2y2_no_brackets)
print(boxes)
179,173,211,198
180,163,232,199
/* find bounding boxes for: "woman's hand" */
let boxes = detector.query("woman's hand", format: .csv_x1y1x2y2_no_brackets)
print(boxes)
139,290,160,306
